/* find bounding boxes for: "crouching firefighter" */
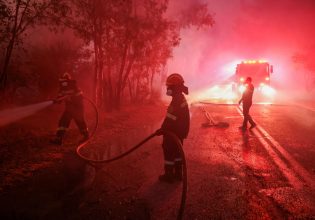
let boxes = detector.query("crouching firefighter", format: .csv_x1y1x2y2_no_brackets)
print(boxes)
50,72,89,145
156,73,190,183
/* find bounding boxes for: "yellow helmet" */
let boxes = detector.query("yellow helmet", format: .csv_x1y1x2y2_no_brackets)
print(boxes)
166,73,184,86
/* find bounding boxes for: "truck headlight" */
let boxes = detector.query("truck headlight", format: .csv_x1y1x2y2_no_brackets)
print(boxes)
261,85,276,96
238,85,246,93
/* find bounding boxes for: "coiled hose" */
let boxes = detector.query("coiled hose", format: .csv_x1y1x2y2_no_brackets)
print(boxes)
76,97,187,220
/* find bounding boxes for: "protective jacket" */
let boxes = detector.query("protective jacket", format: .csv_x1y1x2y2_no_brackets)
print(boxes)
55,78,88,139
241,83,254,105
161,93,190,139
58,79,83,105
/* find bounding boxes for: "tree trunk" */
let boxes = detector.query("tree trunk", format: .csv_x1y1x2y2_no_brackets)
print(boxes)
0,40,15,91
0,0,21,91
114,41,130,110
149,67,155,99
93,40,99,104
104,25,113,111
135,76,140,102
121,56,135,91
128,77,133,102
98,40,104,108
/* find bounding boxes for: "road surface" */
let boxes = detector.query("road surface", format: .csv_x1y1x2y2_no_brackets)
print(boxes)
173,102,315,219
1,101,315,219
137,101,315,219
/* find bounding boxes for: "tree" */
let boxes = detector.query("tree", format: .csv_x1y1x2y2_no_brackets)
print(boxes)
292,46,315,91
0,1,10,45
53,0,214,110
0,0,61,92
52,0,111,107
179,2,215,29
28,36,90,98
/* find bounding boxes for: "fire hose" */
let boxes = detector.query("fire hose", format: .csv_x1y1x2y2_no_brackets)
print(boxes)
77,96,187,220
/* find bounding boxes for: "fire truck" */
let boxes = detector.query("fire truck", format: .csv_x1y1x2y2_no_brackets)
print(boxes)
233,60,275,97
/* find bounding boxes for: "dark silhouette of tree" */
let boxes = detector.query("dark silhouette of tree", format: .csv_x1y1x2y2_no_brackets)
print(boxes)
0,0,214,107
29,37,89,98
293,46,315,91
54,0,214,110
0,0,62,92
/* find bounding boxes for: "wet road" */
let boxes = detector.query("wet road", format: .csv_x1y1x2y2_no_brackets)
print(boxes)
173,102,315,219
1,101,315,219
98,101,315,219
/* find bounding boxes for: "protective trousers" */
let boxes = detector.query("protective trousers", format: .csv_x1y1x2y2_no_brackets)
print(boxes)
162,135,183,179
56,102,88,138
242,103,255,128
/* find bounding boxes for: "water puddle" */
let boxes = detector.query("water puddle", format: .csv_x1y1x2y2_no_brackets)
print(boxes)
79,122,161,162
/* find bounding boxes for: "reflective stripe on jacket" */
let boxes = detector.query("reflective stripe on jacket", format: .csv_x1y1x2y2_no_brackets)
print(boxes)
161,94,190,139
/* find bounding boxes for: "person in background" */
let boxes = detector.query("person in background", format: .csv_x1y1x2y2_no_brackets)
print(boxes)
239,76,256,131
50,72,89,145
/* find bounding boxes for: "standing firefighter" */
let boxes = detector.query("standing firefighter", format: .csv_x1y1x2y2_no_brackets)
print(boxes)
50,72,89,145
239,77,256,131
156,73,190,183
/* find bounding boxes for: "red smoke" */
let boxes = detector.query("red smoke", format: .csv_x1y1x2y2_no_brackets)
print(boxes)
167,0,315,98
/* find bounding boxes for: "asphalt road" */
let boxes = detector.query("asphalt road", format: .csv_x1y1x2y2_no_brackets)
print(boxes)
166,102,315,219
1,101,315,220
66,101,315,219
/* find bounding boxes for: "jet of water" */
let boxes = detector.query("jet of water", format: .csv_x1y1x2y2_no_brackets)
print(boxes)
0,101,54,127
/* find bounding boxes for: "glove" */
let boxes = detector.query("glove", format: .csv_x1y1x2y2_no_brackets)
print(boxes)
53,98,62,104
155,128,163,136
53,96,65,104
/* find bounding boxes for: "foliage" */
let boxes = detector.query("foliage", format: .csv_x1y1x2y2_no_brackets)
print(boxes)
179,3,215,29
28,36,90,98
293,47,315,73
55,0,213,110
292,46,315,91
0,0,214,108
0,0,64,91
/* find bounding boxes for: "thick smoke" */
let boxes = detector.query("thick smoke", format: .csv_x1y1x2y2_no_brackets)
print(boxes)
167,0,315,101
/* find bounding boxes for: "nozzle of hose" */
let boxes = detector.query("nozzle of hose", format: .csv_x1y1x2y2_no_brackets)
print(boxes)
53,95,69,104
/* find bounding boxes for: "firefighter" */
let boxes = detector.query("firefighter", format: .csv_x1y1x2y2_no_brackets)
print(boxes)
238,77,256,131
156,73,190,183
50,72,89,145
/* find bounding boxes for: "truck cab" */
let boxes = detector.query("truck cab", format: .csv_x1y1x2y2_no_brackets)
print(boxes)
233,60,274,97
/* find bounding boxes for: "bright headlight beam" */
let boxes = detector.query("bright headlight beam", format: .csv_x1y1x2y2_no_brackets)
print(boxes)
261,85,276,97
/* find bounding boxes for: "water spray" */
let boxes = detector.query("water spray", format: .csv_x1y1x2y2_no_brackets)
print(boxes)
0,95,77,127
0,101,54,127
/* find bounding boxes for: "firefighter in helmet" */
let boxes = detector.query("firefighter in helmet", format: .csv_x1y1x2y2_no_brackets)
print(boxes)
239,76,256,131
50,72,89,145
156,73,190,183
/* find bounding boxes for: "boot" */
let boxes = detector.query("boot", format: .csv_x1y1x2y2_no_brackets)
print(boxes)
79,130,89,144
159,164,174,183
249,123,256,130
174,161,183,181
239,126,247,131
249,116,256,130
50,129,66,145
50,136,63,145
